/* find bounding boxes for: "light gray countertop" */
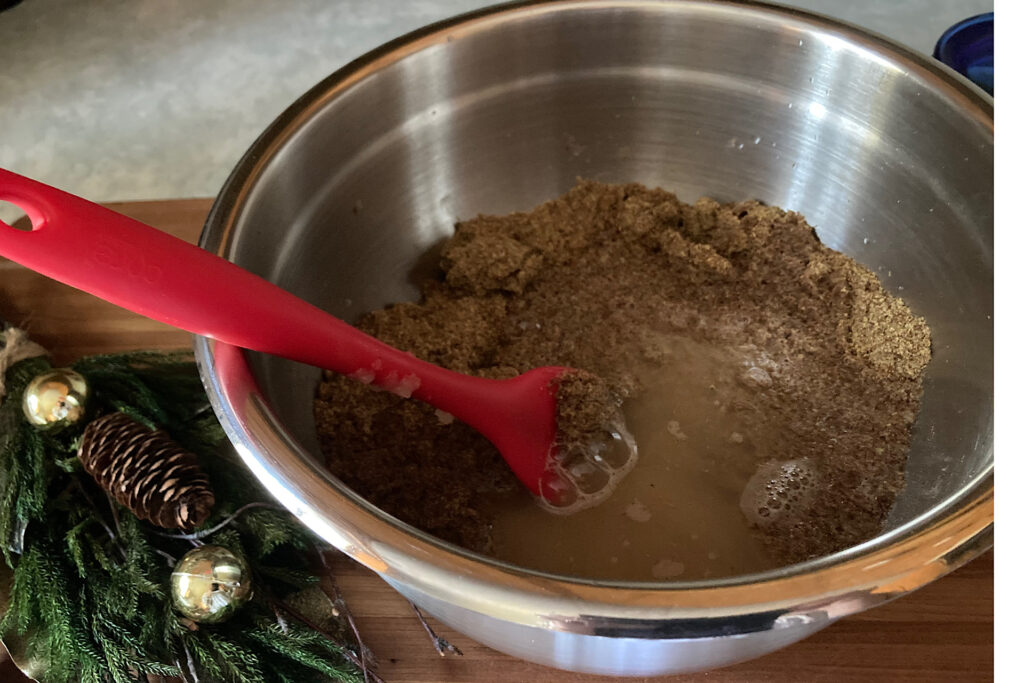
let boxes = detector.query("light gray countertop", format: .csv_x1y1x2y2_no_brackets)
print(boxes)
0,0,992,214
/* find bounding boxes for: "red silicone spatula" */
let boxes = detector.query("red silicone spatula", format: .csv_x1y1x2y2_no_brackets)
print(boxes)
0,168,600,505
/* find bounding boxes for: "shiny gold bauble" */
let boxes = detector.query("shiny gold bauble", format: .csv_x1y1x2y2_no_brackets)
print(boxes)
170,545,252,623
21,368,90,430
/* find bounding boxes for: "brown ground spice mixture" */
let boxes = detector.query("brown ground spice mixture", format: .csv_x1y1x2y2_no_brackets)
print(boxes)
314,180,930,566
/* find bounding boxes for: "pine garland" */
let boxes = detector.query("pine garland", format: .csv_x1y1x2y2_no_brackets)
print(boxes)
0,350,369,683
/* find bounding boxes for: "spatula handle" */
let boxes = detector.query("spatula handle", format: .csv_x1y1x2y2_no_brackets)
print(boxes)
0,169,442,387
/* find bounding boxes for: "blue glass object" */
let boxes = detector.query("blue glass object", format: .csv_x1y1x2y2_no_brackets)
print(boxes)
934,12,994,95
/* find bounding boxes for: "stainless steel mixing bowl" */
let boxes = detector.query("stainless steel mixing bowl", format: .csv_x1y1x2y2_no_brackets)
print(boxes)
195,0,993,675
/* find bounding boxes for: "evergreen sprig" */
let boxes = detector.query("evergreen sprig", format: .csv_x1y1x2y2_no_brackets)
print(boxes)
0,351,367,683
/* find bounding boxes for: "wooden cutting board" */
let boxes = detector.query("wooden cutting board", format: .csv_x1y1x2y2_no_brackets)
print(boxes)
0,199,993,682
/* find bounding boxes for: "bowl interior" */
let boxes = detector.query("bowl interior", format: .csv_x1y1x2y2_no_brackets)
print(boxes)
215,0,992,574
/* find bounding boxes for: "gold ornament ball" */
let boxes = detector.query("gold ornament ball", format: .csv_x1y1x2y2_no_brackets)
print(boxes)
170,545,253,623
21,368,90,430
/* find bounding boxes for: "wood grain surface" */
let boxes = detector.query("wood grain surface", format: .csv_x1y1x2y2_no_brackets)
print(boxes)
0,199,993,682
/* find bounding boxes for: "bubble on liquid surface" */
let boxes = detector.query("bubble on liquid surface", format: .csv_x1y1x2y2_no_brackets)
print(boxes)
651,559,686,579
739,458,819,529
539,418,639,514
625,499,652,522
666,420,688,441
562,454,611,494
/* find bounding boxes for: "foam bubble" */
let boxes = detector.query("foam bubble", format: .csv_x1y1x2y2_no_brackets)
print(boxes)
564,456,611,494
349,368,375,385
651,559,686,579
666,420,688,441
390,374,421,398
538,418,639,514
739,458,818,529
624,499,652,522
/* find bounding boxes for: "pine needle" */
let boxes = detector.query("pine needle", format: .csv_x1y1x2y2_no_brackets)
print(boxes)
0,353,370,683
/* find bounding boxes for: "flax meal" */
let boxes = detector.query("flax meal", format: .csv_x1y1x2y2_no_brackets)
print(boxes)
313,180,930,567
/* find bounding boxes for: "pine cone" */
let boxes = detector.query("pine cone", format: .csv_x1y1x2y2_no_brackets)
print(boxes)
78,412,215,531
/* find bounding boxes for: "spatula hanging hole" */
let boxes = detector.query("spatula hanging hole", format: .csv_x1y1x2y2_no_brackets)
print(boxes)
0,199,36,231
